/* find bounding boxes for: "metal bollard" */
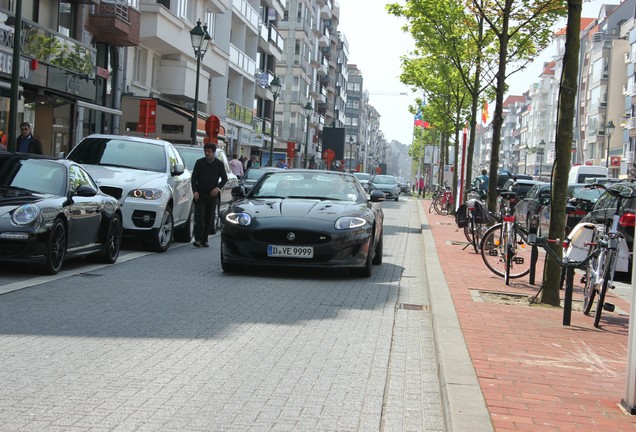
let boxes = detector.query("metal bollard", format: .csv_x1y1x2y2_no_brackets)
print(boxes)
528,215,539,285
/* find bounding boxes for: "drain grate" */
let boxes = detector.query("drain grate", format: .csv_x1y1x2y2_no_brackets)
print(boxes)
397,303,429,311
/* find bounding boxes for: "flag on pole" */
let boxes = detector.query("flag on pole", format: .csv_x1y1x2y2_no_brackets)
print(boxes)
481,100,489,125
414,110,424,128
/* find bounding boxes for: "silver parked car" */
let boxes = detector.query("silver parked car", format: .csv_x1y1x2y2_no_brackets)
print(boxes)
67,134,194,252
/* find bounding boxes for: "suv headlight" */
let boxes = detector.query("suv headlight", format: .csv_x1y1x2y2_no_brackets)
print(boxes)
12,204,41,225
128,188,163,200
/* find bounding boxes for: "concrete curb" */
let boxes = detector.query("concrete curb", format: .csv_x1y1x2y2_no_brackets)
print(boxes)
417,201,494,432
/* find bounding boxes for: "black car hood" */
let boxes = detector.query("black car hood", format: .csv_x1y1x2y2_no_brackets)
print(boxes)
235,198,367,220
0,189,46,215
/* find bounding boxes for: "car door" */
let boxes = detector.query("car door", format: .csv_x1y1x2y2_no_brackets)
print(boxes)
66,164,103,248
167,145,192,224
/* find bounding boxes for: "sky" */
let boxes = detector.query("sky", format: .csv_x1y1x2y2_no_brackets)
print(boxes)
338,0,607,146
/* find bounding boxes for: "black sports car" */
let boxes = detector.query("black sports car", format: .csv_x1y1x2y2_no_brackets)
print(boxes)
0,153,123,274
220,170,385,277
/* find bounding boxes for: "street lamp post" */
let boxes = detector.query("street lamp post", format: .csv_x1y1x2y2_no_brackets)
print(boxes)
303,102,312,168
537,139,545,179
268,76,281,166
523,144,529,175
189,20,211,145
605,120,615,171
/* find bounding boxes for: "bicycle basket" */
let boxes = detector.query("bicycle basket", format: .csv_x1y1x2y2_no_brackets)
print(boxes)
455,203,469,228
472,200,489,223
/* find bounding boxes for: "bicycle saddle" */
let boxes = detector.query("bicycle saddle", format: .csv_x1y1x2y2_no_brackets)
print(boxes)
500,191,517,200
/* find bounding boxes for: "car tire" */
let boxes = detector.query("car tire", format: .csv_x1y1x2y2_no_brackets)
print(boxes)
144,206,173,252
372,233,383,265
394,196,399,202
220,239,240,273
97,213,123,264
174,203,194,243
41,218,67,275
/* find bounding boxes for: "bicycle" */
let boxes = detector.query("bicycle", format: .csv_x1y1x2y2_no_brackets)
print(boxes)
433,185,454,215
578,183,634,328
457,188,490,253
480,190,532,284
526,227,602,326
428,183,444,213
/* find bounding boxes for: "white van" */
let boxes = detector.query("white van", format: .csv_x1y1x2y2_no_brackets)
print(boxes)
568,165,609,184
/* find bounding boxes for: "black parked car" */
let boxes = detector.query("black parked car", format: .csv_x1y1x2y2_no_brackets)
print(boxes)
220,170,385,277
0,153,123,274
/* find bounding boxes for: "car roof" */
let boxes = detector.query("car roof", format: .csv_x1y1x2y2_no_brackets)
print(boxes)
83,134,173,146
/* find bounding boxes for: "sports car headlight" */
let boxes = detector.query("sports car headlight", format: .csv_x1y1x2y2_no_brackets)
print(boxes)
128,188,163,200
335,216,366,230
226,212,252,226
12,204,41,225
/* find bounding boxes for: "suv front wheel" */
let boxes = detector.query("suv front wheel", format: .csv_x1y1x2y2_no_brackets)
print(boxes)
145,206,174,252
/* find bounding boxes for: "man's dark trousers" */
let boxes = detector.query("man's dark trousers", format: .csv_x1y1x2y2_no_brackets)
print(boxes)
194,195,217,242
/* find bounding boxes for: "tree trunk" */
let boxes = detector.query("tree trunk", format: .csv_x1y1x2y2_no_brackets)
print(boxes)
486,4,510,213
540,0,582,306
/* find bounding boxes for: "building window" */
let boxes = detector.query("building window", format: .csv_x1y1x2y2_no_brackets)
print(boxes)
133,47,148,85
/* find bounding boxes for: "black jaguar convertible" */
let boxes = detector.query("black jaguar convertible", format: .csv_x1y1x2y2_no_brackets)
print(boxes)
220,170,385,277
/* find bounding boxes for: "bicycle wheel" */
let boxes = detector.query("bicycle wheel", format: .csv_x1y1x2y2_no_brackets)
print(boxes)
594,251,616,328
434,197,450,215
481,223,532,279
582,253,598,316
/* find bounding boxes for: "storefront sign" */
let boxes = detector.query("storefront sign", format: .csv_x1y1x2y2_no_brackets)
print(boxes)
47,66,96,101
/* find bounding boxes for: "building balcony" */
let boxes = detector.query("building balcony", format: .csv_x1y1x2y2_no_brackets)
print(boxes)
86,0,140,47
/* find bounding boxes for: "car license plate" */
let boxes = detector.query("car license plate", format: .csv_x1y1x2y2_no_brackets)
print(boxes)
267,245,314,258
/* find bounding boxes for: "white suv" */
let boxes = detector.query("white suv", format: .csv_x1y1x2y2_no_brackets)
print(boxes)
67,134,194,252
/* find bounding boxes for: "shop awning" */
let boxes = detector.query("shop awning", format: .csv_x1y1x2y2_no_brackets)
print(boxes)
77,100,122,116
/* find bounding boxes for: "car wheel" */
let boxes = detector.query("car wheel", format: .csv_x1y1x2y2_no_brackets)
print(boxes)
220,238,240,273
41,218,67,275
174,203,194,243
97,213,123,264
372,233,383,265
145,206,173,252
394,196,399,202
353,235,373,278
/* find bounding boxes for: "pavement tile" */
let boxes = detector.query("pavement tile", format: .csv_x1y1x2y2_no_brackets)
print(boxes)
422,199,636,431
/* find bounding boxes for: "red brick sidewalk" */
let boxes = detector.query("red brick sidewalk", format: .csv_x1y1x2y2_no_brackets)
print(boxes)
422,199,636,431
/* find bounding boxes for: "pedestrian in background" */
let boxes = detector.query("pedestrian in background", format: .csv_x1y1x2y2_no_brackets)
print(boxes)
191,143,228,248
16,122,43,154
229,153,244,179
418,177,425,197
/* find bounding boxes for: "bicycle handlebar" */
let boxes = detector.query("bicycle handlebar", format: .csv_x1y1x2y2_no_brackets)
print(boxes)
584,182,636,200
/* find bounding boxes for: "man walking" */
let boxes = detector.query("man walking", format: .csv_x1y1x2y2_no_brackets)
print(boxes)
16,122,43,154
191,143,228,247
229,154,244,179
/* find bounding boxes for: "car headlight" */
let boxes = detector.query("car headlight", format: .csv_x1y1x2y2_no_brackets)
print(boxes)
12,204,41,225
128,188,163,200
335,216,366,230
226,212,252,226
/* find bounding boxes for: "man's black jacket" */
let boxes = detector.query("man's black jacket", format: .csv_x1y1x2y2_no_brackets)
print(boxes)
191,157,228,194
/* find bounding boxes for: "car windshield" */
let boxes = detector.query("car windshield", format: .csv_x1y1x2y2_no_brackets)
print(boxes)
176,147,201,170
571,187,602,202
246,168,269,181
68,138,167,173
0,158,67,196
354,173,371,182
372,175,396,185
250,172,363,202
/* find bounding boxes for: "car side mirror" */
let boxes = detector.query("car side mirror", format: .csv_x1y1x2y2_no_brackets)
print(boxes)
74,184,98,197
231,185,245,199
369,190,385,202
172,163,185,176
